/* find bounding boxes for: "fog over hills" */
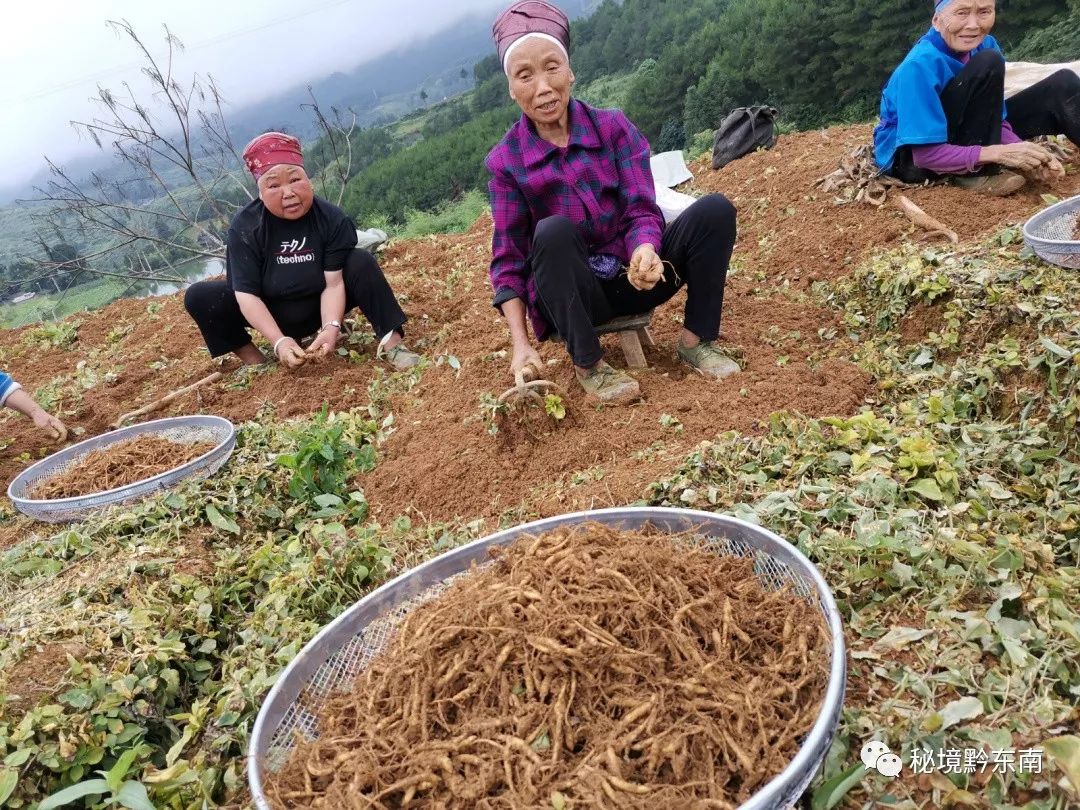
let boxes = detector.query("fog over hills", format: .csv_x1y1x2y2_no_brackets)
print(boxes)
0,0,597,204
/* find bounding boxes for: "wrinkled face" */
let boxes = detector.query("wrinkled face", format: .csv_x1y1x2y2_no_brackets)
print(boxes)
258,164,314,220
506,37,574,130
933,0,996,54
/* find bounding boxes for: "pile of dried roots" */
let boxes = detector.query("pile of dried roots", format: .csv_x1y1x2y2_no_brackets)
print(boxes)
268,524,831,808
30,436,215,499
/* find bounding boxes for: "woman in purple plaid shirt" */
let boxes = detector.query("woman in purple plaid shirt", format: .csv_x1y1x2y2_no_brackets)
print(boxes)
486,1,740,405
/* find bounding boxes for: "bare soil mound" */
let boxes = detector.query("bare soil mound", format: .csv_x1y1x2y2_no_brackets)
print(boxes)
363,220,870,524
691,124,1080,287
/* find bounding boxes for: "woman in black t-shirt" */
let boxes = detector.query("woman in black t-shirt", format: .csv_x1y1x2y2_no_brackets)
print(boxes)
185,132,420,370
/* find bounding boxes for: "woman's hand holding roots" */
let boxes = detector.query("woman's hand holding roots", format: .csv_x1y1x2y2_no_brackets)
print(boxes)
985,142,1060,173
627,244,664,291
1027,156,1066,184
275,338,308,370
306,329,339,362
32,410,67,442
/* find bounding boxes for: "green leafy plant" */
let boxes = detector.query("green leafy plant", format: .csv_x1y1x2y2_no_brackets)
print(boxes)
276,406,378,500
659,413,683,433
105,324,134,346
22,319,80,349
39,746,154,810
477,392,509,436
544,394,566,421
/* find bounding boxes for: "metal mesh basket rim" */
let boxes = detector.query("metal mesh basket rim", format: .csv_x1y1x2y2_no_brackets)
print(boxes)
1023,194,1080,268
248,507,847,810
6,416,236,519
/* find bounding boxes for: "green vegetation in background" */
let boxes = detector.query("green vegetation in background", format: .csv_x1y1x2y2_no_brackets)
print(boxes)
397,189,490,240
331,0,1066,229
683,0,1064,136
575,71,636,111
0,279,131,330
341,106,518,225
1011,0,1080,62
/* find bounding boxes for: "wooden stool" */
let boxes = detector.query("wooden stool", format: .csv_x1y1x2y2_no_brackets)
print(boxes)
597,311,656,369
551,311,656,368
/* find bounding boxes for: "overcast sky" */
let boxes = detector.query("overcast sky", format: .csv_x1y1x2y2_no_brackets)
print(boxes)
1,0,506,189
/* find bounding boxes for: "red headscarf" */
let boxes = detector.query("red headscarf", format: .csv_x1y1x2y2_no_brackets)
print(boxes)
492,1,570,71
242,132,305,181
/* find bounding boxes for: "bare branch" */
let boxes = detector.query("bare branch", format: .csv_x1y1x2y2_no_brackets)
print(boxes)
10,20,356,315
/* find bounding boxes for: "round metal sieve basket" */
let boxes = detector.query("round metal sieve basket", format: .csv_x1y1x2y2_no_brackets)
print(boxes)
1023,193,1080,269
248,507,847,810
7,415,236,523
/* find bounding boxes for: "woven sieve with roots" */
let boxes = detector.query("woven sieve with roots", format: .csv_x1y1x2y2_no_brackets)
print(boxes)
248,507,846,809
1024,193,1080,269
7,415,236,523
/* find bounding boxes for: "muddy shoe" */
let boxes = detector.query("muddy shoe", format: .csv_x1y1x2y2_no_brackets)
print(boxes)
677,340,741,380
576,361,640,405
952,170,1026,197
378,341,423,371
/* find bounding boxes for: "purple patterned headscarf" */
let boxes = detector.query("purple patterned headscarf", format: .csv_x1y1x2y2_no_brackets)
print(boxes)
492,1,571,73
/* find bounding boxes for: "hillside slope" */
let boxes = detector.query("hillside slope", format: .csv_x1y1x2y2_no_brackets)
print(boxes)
1,125,1079,809
2,126,1072,497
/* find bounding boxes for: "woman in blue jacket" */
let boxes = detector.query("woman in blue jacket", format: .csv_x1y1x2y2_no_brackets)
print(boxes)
874,0,1078,196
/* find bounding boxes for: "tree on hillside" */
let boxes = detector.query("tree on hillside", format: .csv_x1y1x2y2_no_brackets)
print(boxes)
341,106,519,224
622,17,724,141
1010,0,1080,61
26,20,247,288
682,0,1066,135
472,55,508,115
300,88,360,204
24,20,358,295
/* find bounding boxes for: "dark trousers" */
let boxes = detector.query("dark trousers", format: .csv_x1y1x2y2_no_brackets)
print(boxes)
891,50,1080,183
532,193,736,369
184,248,407,358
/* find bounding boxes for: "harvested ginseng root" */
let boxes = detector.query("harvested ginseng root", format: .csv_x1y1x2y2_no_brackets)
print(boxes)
267,523,831,809
30,435,216,499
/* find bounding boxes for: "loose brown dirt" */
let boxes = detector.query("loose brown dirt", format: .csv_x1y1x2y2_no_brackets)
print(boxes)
363,228,872,523
2,642,88,710
690,124,1080,287
899,300,950,345
172,527,220,579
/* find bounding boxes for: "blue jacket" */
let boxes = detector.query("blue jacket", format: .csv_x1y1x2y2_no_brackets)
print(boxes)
0,371,21,406
874,28,1005,171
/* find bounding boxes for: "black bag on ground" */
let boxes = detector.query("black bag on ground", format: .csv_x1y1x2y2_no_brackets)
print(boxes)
711,106,779,170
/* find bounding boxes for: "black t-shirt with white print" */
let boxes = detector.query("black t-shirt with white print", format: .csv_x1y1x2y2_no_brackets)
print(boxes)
226,197,358,302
